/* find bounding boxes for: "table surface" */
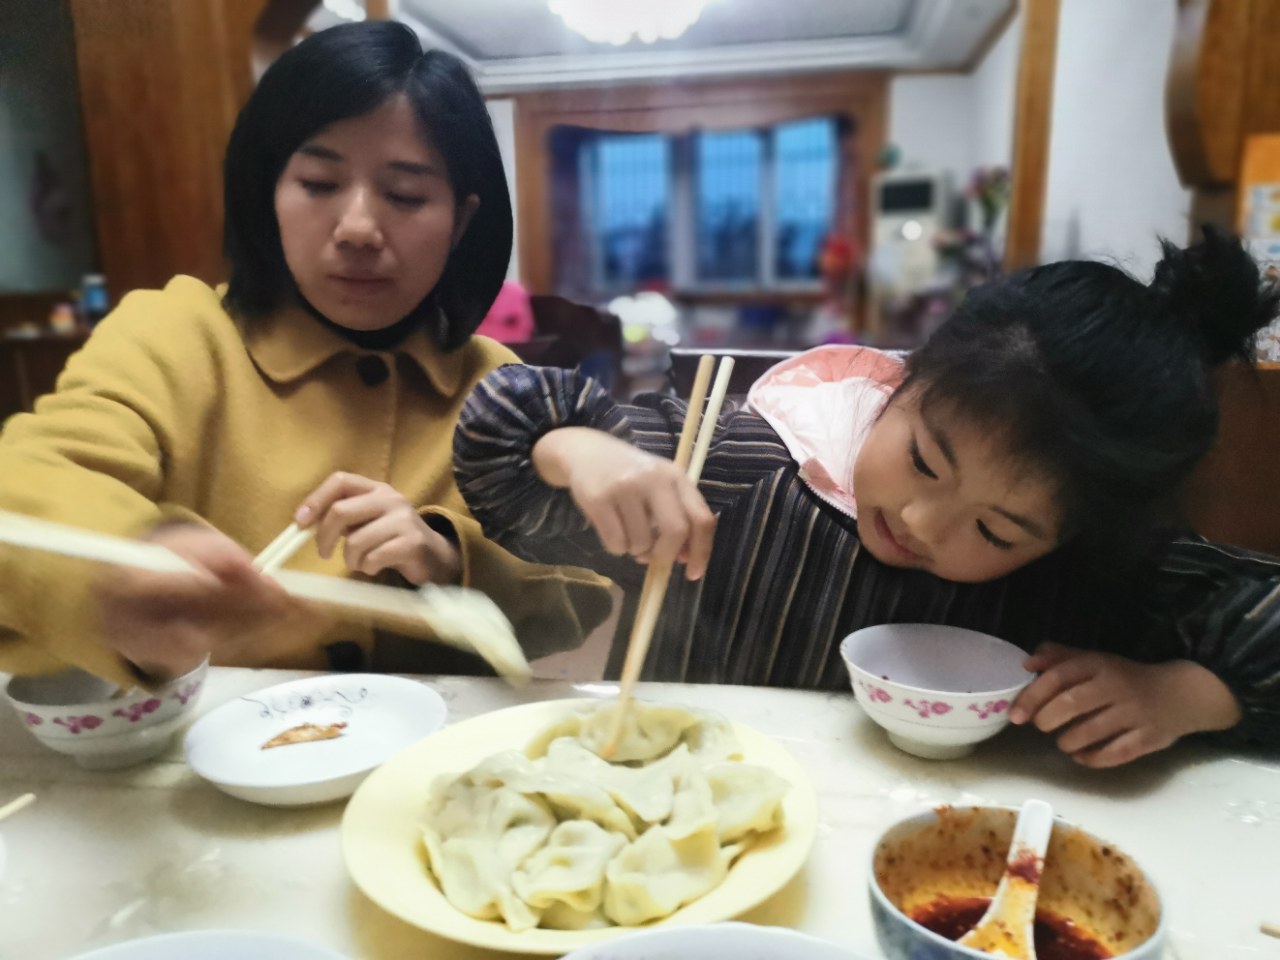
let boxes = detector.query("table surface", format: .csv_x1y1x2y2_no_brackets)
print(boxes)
1,667,1278,960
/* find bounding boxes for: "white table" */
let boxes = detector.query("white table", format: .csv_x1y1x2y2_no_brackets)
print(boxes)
1,668,1277,960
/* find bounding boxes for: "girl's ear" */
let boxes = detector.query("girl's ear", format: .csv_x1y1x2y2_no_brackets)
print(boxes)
452,194,480,250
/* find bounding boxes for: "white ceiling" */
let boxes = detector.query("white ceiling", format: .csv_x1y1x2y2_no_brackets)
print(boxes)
310,0,1015,92
404,0,915,60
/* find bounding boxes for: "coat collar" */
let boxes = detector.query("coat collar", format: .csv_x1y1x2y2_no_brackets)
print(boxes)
237,300,463,398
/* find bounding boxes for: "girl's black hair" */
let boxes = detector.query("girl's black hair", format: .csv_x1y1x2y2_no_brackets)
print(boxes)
222,21,512,350
898,226,1279,555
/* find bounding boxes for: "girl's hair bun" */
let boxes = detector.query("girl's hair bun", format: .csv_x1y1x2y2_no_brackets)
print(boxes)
1149,225,1280,366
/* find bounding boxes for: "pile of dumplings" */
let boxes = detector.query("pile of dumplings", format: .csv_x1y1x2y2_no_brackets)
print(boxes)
420,700,790,931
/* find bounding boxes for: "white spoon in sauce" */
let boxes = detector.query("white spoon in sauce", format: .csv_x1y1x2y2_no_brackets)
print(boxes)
957,798,1054,959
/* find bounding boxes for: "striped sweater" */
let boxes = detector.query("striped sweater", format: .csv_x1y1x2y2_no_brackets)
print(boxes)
456,364,1280,745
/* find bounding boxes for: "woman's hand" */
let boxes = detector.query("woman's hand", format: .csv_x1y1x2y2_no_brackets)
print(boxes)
296,472,461,585
532,427,716,580
1010,642,1242,768
98,524,294,680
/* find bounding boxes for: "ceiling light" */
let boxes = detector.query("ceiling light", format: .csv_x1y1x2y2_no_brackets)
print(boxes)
548,0,710,45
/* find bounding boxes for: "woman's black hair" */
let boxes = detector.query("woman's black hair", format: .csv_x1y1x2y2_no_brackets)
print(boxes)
222,21,512,350
898,226,1279,556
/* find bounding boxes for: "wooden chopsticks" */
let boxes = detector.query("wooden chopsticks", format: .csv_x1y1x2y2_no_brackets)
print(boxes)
602,354,734,757
0,792,35,824
0,510,530,682
252,522,314,574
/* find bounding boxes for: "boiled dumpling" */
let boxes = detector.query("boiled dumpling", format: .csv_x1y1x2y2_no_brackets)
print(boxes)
421,779,554,931
706,762,789,843
511,820,628,913
420,700,791,931
603,819,731,925
543,737,683,826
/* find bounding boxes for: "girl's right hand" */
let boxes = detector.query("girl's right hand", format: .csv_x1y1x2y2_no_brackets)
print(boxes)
532,427,716,580
96,524,296,681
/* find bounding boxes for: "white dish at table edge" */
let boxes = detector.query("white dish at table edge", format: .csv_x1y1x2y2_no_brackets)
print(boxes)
560,921,871,959
64,930,351,959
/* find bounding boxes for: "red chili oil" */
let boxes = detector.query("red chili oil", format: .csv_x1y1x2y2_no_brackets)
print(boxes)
910,897,1113,960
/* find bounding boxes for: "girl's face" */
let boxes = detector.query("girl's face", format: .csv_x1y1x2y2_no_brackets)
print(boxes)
853,389,1063,582
274,95,479,332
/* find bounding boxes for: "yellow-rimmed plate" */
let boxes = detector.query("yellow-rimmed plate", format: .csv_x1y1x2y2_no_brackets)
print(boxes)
341,698,819,956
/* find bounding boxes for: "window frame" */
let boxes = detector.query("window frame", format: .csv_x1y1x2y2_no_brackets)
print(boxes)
582,123,833,297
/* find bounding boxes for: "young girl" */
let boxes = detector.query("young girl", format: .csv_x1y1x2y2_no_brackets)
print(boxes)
456,229,1280,767
0,22,610,687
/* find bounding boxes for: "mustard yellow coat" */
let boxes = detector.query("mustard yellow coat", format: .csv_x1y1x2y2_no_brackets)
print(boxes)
0,276,611,685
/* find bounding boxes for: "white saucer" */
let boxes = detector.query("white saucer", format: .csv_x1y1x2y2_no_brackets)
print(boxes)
560,922,870,959
184,674,447,806
68,930,350,959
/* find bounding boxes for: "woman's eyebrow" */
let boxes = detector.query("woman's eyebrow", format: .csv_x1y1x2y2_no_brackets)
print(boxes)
297,144,343,163
386,159,443,177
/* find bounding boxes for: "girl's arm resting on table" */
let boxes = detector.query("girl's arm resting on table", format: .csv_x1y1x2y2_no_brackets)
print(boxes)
1013,537,1280,764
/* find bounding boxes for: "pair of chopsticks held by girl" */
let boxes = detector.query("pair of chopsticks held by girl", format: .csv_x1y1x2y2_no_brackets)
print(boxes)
0,22,1277,769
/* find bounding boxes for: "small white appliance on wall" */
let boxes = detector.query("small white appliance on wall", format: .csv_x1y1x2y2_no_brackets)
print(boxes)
868,169,950,300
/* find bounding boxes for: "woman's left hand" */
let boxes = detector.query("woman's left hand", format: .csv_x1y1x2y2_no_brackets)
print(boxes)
1010,643,1242,768
295,472,461,585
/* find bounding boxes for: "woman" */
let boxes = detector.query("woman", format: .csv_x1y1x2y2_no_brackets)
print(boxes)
0,22,610,687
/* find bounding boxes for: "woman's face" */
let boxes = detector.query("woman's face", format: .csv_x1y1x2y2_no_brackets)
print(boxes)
274,94,479,332
853,389,1063,583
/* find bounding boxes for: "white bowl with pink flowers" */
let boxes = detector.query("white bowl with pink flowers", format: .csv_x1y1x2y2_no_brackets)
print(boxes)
4,659,207,770
839,624,1034,760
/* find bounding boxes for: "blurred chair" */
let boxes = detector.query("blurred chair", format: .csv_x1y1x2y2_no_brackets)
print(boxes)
1176,363,1280,557
521,295,624,392
0,334,86,424
667,347,800,399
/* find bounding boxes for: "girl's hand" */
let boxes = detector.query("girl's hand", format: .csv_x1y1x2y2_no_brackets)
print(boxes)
532,427,716,580
1010,643,1242,768
296,472,461,585
99,524,294,680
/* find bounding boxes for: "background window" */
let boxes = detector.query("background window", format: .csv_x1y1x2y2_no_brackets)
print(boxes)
695,130,763,283
773,118,837,281
586,134,671,288
572,117,840,294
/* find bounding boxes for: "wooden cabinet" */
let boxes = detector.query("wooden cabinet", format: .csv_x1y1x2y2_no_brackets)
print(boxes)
0,335,87,423
67,0,262,304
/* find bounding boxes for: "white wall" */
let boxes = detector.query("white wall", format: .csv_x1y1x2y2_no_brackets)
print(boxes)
0,0,96,292
889,1,1188,275
888,75,977,179
972,15,1021,172
887,22,1020,234
1040,0,1190,276
485,97,520,281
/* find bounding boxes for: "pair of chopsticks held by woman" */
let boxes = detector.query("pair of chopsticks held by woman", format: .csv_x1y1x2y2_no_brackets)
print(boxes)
0,22,1279,769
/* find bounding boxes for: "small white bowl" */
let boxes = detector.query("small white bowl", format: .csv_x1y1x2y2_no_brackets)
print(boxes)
67,930,351,960
840,624,1033,760
4,660,207,770
560,922,870,959
184,673,447,807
